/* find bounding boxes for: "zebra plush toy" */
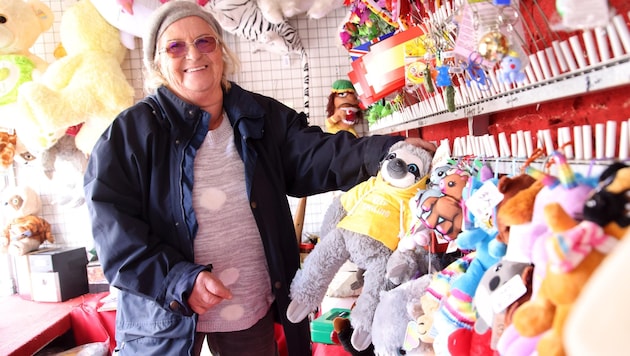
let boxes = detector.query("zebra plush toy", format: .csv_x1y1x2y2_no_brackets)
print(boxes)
204,0,310,114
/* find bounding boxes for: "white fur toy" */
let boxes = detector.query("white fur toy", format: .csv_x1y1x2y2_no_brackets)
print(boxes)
287,141,433,351
256,0,345,24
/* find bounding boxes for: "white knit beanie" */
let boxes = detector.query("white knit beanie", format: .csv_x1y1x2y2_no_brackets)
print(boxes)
143,1,223,71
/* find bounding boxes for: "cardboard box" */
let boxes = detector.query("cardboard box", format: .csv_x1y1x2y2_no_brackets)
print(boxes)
29,247,89,302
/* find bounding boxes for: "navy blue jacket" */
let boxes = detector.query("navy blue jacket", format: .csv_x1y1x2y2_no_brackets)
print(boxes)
84,83,403,355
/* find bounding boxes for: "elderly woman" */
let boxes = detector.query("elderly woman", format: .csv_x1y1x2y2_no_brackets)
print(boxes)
84,2,434,355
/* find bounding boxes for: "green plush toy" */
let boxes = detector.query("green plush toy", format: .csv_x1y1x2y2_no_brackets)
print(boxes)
0,55,36,106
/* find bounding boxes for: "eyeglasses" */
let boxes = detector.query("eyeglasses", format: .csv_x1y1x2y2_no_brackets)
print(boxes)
159,36,219,58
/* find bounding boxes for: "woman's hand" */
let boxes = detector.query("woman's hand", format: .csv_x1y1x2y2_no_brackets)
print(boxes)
404,137,437,154
187,270,233,315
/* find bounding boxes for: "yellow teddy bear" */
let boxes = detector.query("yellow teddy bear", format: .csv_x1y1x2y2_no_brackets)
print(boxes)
15,0,135,156
0,0,53,134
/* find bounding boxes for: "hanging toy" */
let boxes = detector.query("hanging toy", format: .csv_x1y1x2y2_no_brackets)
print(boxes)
435,64,456,112
424,64,435,93
445,85,455,112
498,50,526,85
461,53,490,90
477,30,509,63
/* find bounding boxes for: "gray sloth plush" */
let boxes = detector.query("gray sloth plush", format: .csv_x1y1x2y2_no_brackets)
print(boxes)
287,141,433,351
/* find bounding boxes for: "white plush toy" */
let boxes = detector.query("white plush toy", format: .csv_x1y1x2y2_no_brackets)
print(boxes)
256,0,345,24
91,0,160,50
287,141,433,351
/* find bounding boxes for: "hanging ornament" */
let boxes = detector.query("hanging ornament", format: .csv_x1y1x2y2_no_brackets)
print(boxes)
477,30,509,62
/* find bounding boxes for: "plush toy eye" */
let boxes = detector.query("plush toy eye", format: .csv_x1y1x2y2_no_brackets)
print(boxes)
386,153,397,160
337,92,349,98
0,15,6,24
408,164,420,177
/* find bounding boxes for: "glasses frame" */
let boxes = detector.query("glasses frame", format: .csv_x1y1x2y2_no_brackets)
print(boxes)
159,35,220,58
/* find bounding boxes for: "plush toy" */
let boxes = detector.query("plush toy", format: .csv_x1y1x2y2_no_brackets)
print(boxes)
498,51,527,85
91,0,159,50
0,0,54,129
15,0,135,156
519,153,598,294
416,167,470,240
512,163,629,356
474,260,533,333
489,174,540,259
0,131,17,169
371,274,435,356
40,134,88,207
447,327,493,356
390,147,457,273
1,185,53,255
0,0,53,75
287,141,433,351
325,79,364,137
332,315,375,356
431,168,502,355
256,0,345,24
414,253,475,345
564,164,630,356
385,163,452,289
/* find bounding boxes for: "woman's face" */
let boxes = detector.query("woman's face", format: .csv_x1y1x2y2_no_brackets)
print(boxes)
157,16,224,105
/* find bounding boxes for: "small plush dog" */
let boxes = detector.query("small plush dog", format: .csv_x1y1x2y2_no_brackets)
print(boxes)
287,141,433,351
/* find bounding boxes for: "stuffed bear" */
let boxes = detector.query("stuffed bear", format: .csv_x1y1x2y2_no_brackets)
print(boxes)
489,174,540,259
287,141,433,351
511,163,630,356
0,0,54,130
15,0,135,156
1,185,53,255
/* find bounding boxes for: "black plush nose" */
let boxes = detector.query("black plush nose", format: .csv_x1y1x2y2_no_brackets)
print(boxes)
387,158,407,179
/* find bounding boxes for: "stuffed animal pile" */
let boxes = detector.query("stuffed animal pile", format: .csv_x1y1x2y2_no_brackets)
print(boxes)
295,150,629,356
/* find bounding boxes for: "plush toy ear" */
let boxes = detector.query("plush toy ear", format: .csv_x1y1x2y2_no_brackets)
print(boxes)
29,0,55,33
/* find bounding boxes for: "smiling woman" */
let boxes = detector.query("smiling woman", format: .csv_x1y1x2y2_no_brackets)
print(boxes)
82,2,429,356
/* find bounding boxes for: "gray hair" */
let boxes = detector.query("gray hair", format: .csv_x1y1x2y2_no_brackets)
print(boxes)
142,1,240,94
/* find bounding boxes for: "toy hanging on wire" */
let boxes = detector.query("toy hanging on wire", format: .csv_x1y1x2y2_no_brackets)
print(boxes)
435,58,456,113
